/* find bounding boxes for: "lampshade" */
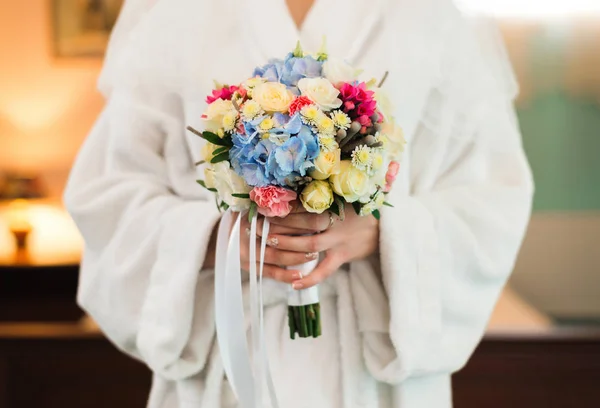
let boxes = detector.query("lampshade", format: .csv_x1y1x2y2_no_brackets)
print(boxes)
0,173,82,266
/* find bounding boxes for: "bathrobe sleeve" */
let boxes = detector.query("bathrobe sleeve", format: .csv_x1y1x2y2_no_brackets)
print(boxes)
351,11,534,383
64,89,222,381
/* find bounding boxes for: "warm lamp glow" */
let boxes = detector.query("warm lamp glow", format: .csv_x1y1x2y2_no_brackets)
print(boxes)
0,201,83,265
6,199,33,249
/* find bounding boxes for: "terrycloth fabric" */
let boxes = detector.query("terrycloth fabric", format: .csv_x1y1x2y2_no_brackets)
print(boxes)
64,0,534,407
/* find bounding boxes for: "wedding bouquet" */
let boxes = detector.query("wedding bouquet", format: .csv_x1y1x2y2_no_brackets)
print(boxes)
189,42,405,339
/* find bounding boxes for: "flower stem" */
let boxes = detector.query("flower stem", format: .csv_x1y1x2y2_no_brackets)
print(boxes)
299,306,308,338
288,306,296,340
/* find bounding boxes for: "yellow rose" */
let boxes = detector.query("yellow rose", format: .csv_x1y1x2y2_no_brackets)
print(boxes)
200,143,217,162
329,160,370,202
310,149,341,180
301,180,334,214
252,82,294,113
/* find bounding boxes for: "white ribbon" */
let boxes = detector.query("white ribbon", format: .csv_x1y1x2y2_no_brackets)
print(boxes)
215,210,285,408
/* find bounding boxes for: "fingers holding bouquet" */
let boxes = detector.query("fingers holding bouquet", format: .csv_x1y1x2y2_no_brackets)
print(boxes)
191,41,406,339
265,202,380,289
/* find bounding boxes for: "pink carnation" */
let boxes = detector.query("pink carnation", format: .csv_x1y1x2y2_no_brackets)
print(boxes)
250,186,297,218
206,85,239,104
384,161,400,192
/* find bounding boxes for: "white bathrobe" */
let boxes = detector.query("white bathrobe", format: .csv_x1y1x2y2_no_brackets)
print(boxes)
64,0,534,407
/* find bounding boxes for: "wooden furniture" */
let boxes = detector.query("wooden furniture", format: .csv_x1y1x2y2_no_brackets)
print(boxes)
454,329,600,408
1,263,600,407
0,323,151,408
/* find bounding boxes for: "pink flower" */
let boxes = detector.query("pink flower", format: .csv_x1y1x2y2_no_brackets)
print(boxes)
354,82,374,102
206,85,239,104
356,100,376,117
357,115,372,127
250,186,297,218
339,82,358,100
384,161,400,192
288,96,313,115
344,101,355,111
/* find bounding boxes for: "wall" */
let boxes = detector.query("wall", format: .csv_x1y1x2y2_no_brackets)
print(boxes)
0,0,105,199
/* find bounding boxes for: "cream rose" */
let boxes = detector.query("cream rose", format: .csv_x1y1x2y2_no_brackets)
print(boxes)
204,167,217,189
297,78,342,111
212,162,252,211
374,88,393,120
301,180,334,214
380,118,406,158
203,99,235,132
310,149,341,180
252,82,294,113
329,160,371,202
322,57,361,86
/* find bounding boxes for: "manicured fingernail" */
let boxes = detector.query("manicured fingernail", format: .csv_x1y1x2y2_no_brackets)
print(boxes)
291,271,302,280
292,281,303,290
305,252,318,259
267,237,279,247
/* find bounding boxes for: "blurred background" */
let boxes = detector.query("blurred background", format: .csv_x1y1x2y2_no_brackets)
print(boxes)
0,1,598,407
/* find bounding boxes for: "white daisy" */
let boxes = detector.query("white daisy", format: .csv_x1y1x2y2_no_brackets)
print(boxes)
331,110,351,130
351,145,373,172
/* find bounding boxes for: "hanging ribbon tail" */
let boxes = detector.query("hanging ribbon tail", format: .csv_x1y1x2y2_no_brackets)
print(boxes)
215,210,255,407
258,218,280,408
215,210,280,408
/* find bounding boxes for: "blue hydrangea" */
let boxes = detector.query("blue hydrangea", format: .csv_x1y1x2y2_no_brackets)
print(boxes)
253,53,322,91
229,113,320,187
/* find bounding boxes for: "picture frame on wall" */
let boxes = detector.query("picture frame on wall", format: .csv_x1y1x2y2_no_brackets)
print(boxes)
51,0,124,58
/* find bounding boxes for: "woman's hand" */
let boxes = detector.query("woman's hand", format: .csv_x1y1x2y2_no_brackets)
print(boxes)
239,209,317,284
261,204,380,289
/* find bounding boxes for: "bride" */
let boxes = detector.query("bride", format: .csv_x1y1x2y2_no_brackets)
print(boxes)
64,0,533,407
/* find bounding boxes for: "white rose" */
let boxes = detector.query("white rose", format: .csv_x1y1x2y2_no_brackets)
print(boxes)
212,162,252,211
298,78,342,111
322,57,361,86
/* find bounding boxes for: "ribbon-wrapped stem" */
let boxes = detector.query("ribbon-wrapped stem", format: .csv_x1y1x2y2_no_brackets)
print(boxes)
287,258,320,339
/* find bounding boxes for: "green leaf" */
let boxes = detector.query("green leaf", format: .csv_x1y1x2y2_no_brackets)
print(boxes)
203,131,232,147
383,201,394,208
248,202,258,223
329,202,340,217
210,152,230,164
334,195,346,221
220,201,230,210
186,126,232,147
196,180,217,192
212,146,229,156
352,201,362,215
372,209,381,220
293,40,304,58
231,193,250,199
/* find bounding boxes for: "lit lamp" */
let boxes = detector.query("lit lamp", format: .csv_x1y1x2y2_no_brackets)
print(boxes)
0,173,83,266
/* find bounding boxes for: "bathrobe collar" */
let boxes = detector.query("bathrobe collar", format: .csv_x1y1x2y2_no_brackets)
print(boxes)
239,0,385,66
